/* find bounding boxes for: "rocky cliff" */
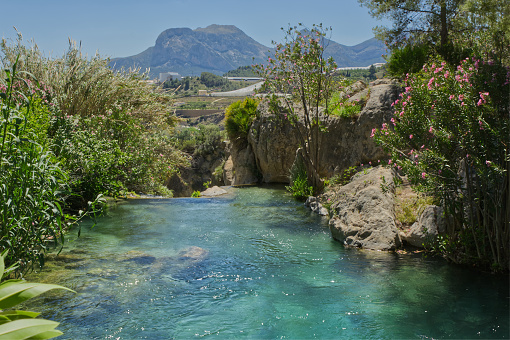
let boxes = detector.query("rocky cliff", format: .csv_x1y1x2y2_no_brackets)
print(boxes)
224,80,400,185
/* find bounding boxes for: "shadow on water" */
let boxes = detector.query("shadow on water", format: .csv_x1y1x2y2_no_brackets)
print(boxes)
23,185,509,339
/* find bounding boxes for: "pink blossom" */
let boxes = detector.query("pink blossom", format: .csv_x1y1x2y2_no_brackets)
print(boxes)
486,160,492,167
427,77,435,90
429,126,434,133
421,172,427,179
409,134,413,139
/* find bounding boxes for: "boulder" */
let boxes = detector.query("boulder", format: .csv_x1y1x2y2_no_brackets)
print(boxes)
201,186,228,197
305,196,329,216
400,205,445,248
328,166,402,250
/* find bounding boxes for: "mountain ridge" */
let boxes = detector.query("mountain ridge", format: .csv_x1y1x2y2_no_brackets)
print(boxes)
109,25,385,77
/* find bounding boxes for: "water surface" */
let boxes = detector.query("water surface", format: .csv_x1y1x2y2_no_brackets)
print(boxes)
28,186,509,339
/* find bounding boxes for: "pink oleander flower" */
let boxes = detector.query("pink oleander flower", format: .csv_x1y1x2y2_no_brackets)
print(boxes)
427,77,435,90
421,172,427,179
409,134,413,139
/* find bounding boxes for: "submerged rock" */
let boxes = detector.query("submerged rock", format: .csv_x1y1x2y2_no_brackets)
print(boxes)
177,246,209,262
328,166,402,251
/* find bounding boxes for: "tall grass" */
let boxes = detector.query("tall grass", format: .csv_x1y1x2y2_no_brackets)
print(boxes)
0,34,188,275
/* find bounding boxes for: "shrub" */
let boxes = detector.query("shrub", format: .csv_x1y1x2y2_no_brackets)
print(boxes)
373,56,509,269
287,154,313,200
386,43,430,77
225,97,259,139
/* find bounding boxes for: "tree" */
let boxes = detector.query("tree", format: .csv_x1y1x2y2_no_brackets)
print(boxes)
368,64,377,80
253,23,337,194
358,0,464,53
455,0,510,66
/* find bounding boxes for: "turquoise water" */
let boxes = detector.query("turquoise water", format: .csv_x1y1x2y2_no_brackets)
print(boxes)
28,186,508,339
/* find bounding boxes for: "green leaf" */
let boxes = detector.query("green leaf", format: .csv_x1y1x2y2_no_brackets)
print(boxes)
0,319,62,340
0,281,75,310
0,310,40,321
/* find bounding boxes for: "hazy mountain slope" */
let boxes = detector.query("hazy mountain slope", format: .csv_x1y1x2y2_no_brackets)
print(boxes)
109,25,385,77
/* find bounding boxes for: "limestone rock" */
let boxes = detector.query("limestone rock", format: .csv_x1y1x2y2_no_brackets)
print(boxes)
400,205,445,248
228,140,259,186
305,196,329,216
201,186,228,197
328,166,401,250
248,114,300,183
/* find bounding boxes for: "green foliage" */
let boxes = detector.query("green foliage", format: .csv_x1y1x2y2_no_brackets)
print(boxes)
386,43,430,78
225,98,259,139
0,251,73,339
172,124,223,156
0,36,187,275
395,193,435,225
373,56,509,269
191,190,201,198
163,74,254,94
0,61,102,276
287,157,313,201
223,66,256,77
200,72,227,87
1,35,187,202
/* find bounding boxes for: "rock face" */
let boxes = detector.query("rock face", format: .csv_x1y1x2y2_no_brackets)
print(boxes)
400,205,445,248
226,81,399,186
225,140,260,185
248,115,300,183
328,166,402,250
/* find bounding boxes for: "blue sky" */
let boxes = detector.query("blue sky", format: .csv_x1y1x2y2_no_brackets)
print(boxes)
1,0,387,58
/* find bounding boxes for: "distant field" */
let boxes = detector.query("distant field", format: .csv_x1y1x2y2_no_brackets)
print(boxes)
174,96,245,110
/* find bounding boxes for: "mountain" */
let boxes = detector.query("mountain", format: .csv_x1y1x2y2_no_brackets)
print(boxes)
109,25,385,77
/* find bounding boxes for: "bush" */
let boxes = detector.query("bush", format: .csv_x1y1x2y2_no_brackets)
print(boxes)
172,124,223,156
1,36,187,200
373,56,509,270
386,43,430,77
287,154,313,200
225,97,259,139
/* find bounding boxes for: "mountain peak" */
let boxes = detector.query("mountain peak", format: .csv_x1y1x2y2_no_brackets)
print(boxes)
194,24,244,35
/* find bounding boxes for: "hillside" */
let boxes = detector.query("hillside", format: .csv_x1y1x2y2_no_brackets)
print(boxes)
109,24,385,77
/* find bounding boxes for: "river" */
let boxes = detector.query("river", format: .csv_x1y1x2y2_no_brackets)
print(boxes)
26,186,509,339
